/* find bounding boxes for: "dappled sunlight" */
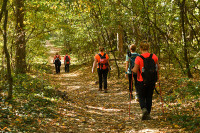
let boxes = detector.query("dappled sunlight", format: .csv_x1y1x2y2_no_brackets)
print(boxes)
60,73,81,77
86,105,123,112
66,85,81,91
137,128,160,133
110,91,127,96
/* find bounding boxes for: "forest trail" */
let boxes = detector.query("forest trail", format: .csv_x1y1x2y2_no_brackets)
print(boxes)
44,42,180,133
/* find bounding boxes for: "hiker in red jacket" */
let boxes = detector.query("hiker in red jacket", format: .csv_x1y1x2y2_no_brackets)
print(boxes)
64,53,71,73
132,41,160,120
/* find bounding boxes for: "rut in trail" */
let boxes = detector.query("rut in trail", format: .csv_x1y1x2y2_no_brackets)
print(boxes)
45,42,180,133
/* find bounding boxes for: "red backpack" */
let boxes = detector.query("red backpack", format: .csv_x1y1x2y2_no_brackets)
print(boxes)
98,53,108,70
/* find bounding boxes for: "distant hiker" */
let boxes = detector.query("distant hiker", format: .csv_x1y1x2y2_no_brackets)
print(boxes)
132,41,160,120
64,53,71,73
53,52,61,74
92,46,110,93
125,44,139,100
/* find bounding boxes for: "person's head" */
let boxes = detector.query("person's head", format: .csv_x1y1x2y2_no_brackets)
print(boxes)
99,46,104,52
139,40,149,51
130,44,136,52
56,52,58,55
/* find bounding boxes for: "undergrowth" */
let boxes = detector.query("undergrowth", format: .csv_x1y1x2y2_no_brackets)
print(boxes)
0,72,63,132
164,77,200,132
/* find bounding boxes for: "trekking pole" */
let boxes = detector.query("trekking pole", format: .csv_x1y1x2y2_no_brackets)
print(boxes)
159,80,164,114
129,72,133,119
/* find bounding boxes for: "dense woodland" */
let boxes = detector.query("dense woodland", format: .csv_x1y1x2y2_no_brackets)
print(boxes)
0,0,199,132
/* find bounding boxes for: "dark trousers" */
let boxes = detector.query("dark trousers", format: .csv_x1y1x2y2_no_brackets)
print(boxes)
128,73,138,94
137,82,155,114
65,64,69,72
55,63,60,73
97,68,108,90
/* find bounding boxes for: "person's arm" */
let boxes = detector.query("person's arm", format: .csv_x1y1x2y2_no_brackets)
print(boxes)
132,63,139,73
53,56,55,63
92,58,97,73
59,55,61,60
125,61,129,79
125,61,129,72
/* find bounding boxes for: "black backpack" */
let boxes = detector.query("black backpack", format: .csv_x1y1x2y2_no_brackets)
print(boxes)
129,53,139,69
140,54,157,85
65,56,70,62
55,56,61,66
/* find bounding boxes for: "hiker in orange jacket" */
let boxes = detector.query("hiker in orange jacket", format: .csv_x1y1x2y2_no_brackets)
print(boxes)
64,53,71,72
92,46,110,93
53,52,61,74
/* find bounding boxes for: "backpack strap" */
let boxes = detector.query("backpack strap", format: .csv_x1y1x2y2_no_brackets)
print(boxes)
139,55,145,60
149,54,153,58
98,53,102,57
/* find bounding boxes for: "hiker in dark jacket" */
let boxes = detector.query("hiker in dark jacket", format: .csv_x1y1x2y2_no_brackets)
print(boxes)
53,52,61,74
132,41,160,120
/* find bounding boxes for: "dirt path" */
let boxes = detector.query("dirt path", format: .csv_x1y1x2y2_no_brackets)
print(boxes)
45,42,182,133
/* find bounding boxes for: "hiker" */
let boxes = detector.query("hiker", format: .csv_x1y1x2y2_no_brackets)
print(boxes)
132,41,160,120
64,53,71,72
92,46,110,93
125,44,139,100
53,52,61,74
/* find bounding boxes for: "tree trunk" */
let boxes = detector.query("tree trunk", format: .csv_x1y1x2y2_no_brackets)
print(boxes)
180,0,193,78
15,0,26,74
105,30,120,78
117,25,124,57
0,0,8,22
3,9,13,100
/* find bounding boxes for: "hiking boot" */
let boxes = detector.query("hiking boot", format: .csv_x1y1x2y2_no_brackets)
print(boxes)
98,88,102,91
104,89,108,93
146,114,151,120
142,108,148,120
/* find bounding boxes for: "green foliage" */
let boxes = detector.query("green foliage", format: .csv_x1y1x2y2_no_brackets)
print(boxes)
168,114,200,132
177,79,200,99
0,73,62,132
165,79,200,102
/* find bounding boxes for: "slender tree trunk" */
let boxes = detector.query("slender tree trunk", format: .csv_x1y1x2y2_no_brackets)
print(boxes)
0,0,8,22
180,0,193,78
15,0,26,74
3,9,13,100
105,29,120,78
117,25,124,57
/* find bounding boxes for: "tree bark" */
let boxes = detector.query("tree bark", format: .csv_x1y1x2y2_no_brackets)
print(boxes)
180,0,193,78
3,9,13,100
0,0,8,23
117,25,124,57
15,0,26,74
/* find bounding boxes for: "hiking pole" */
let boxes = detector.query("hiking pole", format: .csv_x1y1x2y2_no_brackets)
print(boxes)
129,72,133,119
159,80,164,114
